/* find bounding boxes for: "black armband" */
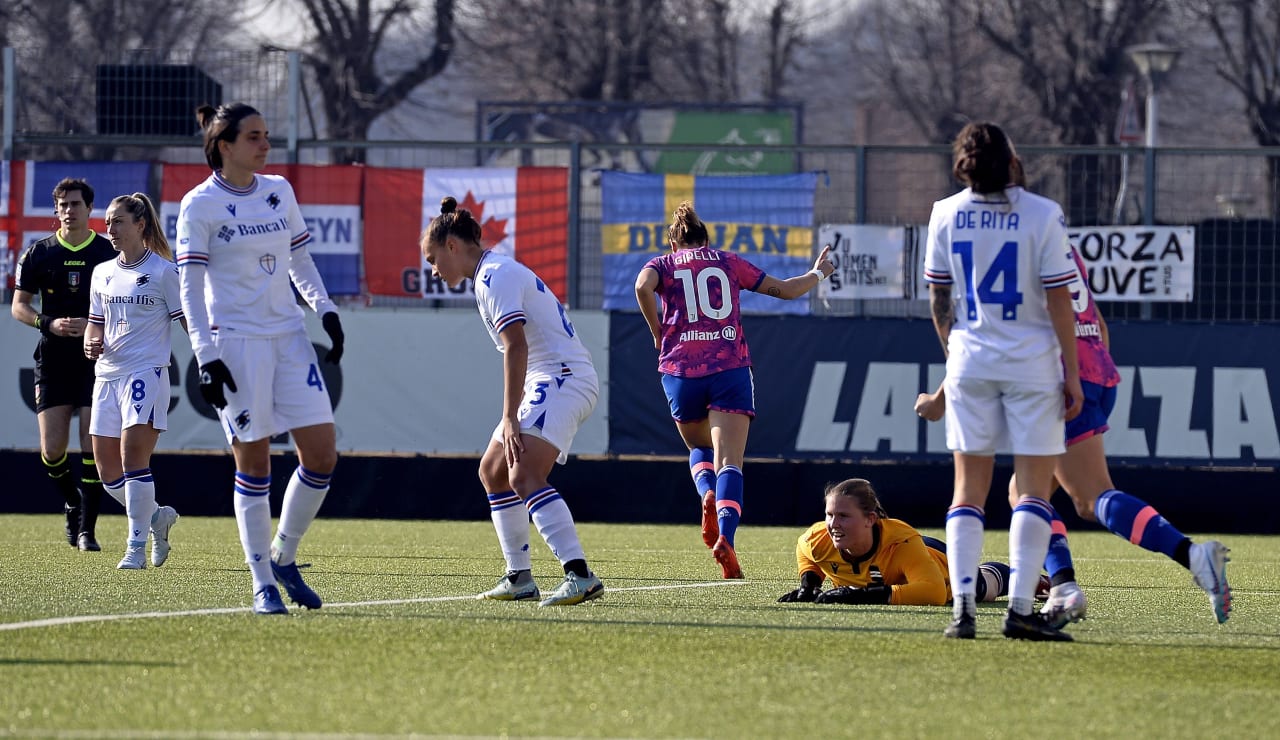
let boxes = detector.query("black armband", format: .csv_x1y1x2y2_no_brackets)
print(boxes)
37,314,56,338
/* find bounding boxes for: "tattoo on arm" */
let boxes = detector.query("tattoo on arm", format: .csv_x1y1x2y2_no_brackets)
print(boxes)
765,285,781,297
930,285,954,355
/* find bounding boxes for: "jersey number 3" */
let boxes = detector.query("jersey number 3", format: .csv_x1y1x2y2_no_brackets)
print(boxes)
952,240,1023,320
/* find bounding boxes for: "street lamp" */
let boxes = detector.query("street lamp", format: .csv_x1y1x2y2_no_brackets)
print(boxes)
1127,42,1181,147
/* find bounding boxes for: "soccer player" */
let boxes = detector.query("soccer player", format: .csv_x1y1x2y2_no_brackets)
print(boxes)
11,178,115,551
84,193,184,570
420,196,604,607
177,102,346,615
923,121,1082,641
915,244,1232,625
633,201,834,579
776,478,1046,606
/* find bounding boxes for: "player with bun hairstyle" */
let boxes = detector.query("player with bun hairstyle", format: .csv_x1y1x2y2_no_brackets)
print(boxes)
83,193,185,570
421,196,604,606
177,102,346,615
634,201,834,579
924,121,1083,641
916,241,1233,625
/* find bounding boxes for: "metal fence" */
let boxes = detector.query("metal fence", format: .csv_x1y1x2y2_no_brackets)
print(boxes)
4,46,1278,322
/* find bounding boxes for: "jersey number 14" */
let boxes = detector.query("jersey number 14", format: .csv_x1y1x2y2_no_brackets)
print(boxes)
952,240,1023,320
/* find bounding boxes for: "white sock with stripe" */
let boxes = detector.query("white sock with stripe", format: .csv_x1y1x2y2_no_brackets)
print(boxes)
234,472,274,591
526,487,585,566
272,466,331,565
488,491,533,572
123,468,158,547
1009,497,1055,616
945,504,985,619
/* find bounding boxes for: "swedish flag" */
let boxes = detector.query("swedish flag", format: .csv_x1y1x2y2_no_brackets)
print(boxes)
601,172,818,314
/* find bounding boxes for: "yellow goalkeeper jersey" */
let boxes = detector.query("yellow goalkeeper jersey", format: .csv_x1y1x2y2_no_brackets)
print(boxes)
795,518,950,606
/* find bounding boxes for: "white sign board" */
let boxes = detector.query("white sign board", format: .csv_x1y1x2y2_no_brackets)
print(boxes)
1067,226,1195,302
0,309,610,455
816,224,909,299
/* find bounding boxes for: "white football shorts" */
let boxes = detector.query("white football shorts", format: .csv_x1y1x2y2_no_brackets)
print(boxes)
492,362,599,465
214,331,334,444
943,375,1065,456
90,368,171,436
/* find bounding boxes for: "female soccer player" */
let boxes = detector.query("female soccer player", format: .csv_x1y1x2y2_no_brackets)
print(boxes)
84,193,185,570
776,478,1042,606
420,196,604,607
177,102,345,615
916,243,1232,625
924,121,1082,641
633,201,833,579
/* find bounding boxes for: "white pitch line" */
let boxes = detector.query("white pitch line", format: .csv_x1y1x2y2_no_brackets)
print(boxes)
0,580,751,633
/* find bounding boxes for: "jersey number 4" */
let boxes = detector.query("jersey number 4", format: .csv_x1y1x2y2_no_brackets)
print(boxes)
952,240,1023,320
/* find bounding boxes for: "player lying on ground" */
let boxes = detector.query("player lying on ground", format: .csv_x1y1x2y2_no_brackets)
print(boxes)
777,478,1046,606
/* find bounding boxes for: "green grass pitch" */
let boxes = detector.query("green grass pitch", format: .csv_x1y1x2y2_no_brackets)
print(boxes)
1,513,1277,738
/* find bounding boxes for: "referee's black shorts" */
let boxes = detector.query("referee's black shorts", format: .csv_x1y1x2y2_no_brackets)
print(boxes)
32,338,95,411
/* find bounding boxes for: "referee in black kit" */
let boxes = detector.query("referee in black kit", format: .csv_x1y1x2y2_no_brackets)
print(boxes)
10,178,116,551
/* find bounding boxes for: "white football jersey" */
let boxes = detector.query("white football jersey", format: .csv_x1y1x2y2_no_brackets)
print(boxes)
177,172,333,360
474,250,593,372
88,250,183,379
923,186,1076,382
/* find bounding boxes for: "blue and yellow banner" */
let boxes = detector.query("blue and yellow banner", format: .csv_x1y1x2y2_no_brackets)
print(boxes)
600,171,818,313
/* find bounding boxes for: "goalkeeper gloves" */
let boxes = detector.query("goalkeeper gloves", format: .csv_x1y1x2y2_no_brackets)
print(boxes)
814,568,891,604
777,571,825,602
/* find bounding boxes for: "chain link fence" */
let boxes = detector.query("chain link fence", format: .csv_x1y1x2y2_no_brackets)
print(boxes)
4,47,1277,322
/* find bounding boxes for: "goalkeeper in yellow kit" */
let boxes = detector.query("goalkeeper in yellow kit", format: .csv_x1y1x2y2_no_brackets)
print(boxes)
778,478,1044,606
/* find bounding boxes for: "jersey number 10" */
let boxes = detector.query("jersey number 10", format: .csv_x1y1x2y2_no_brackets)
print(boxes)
673,267,732,322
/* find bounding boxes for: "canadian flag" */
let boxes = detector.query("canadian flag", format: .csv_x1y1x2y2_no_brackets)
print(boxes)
363,166,568,302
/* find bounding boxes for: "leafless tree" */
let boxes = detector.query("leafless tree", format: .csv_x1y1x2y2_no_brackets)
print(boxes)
272,0,456,164
1186,1,1280,146
7,0,253,159
1184,1,1280,212
968,0,1168,146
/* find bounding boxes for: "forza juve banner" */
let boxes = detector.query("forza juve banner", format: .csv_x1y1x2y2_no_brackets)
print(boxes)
1067,226,1195,301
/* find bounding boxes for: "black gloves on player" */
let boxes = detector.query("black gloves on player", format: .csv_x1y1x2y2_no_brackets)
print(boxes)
812,584,892,605
813,569,891,604
198,359,237,410
322,311,345,364
777,584,823,603
777,571,825,602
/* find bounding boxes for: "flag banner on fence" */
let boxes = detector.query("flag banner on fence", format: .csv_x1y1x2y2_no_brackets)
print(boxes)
362,167,568,301
1,161,9,288
600,171,818,313
1067,225,1195,302
816,224,910,299
159,164,364,295
3,160,150,257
